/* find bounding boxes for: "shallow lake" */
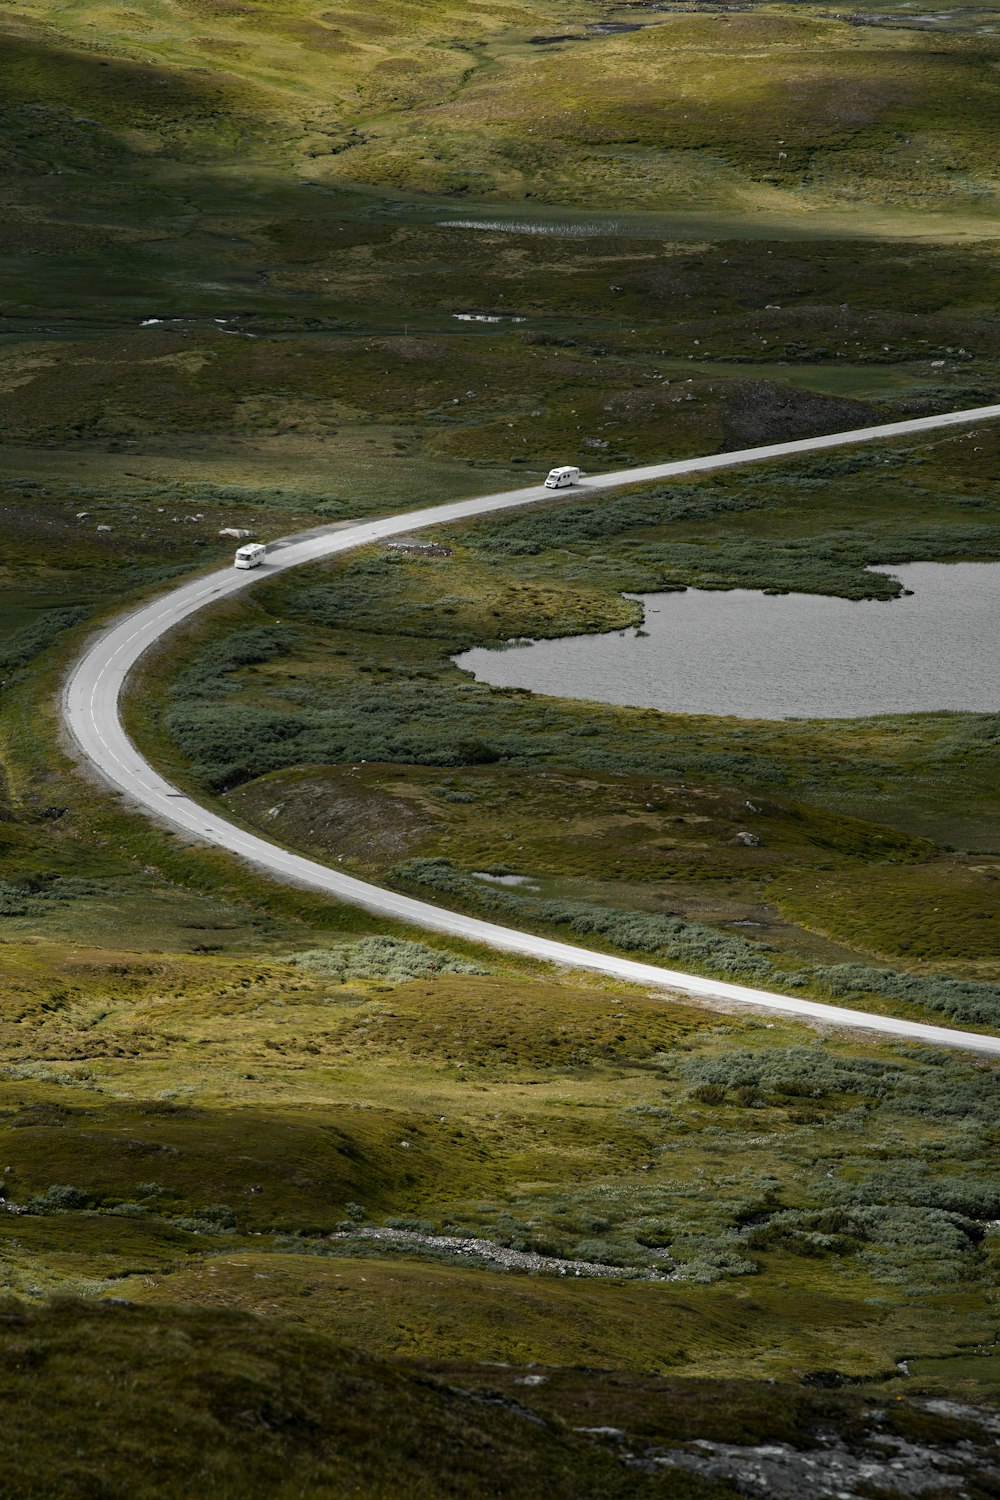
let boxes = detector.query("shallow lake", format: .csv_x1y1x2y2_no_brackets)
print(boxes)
454,562,1000,719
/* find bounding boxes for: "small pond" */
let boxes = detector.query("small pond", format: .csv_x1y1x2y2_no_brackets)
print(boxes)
454,562,1000,719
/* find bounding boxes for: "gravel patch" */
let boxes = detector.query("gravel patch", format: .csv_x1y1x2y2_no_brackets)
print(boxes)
328,1225,673,1279
580,1417,1000,1498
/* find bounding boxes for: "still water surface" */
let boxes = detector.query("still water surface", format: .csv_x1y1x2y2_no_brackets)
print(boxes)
455,562,1000,719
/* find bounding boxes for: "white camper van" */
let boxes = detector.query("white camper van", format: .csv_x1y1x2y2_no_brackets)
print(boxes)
234,542,267,570
544,466,580,489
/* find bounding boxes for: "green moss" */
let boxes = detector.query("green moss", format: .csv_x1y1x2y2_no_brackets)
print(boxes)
0,941,995,1371
0,1094,494,1235
119,1243,997,1388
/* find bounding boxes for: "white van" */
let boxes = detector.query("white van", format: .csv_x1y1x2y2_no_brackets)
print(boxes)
544,466,580,489
234,542,267,569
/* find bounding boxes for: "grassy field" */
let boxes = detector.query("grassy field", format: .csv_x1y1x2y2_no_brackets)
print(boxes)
2,551,999,1482
2,0,1000,1489
2,918,999,1378
8,0,1000,218
8,1305,1000,1500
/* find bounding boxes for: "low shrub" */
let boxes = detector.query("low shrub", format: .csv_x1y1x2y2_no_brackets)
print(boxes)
173,626,293,698
285,936,487,983
27,1184,91,1213
831,1162,1000,1222
0,877,108,918
0,606,91,681
805,964,1000,1028
677,1248,759,1284
682,1045,895,1102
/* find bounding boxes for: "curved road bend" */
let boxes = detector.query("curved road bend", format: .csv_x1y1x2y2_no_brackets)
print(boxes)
65,404,1000,1056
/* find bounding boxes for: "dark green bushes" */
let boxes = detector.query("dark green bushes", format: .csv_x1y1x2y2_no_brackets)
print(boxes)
164,673,793,790
452,450,919,558
0,881,45,917
453,483,763,555
173,625,293,697
681,1044,1000,1124
738,1207,859,1256
25,1184,92,1213
0,606,90,682
163,703,310,789
833,1162,1000,1222
682,1045,900,1101
737,1202,983,1284
805,964,1000,1028
669,1047,1000,1282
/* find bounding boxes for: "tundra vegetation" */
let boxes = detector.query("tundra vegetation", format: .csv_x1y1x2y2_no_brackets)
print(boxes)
2,0,1000,1491
147,431,1000,1023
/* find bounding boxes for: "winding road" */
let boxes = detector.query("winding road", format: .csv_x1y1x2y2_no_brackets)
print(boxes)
64,405,1000,1055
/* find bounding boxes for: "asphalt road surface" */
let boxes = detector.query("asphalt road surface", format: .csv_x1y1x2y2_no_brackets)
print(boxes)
64,404,1000,1054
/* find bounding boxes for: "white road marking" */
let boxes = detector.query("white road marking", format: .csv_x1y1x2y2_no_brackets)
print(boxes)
62,405,1000,1054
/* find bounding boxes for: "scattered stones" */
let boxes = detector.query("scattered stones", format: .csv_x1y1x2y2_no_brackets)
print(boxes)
328,1225,674,1280
386,537,451,557
616,1426,997,1497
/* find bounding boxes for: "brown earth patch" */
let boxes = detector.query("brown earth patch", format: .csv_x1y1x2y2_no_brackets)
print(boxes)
224,769,438,865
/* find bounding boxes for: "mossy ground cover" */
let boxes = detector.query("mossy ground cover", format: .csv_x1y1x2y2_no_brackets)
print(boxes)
0,1301,743,1500
3,0,1000,1486
319,9,1000,213
11,0,1000,219
118,1245,997,1387
0,938,998,1395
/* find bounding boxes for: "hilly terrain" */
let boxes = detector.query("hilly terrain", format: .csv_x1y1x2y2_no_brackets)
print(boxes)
2,1,1000,1493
